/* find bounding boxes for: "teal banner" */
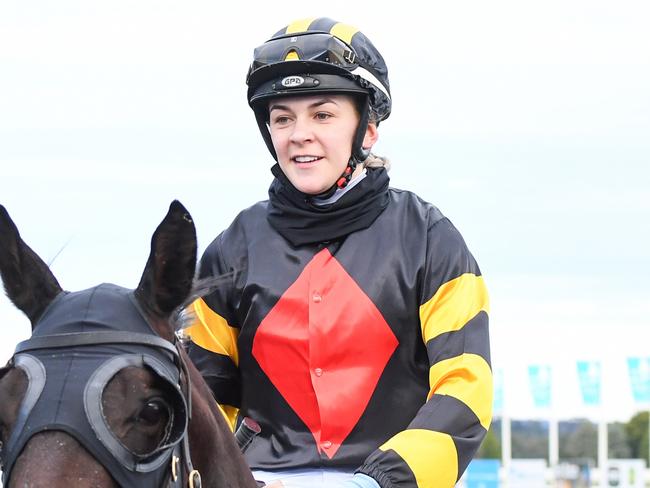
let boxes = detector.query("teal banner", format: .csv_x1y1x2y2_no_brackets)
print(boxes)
577,360,601,406
465,459,500,488
627,357,650,404
528,364,552,408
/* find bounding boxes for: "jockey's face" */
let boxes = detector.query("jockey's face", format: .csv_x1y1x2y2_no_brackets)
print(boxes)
268,94,377,195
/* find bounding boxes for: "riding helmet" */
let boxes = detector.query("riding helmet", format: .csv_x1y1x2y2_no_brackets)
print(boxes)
246,17,392,165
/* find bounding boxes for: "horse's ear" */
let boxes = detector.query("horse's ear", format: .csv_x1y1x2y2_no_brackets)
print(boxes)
135,201,197,322
0,205,63,326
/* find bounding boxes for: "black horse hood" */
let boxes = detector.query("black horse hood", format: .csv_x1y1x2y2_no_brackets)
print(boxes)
2,284,188,488
34,283,156,336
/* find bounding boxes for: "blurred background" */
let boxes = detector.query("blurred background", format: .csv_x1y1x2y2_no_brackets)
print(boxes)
1,1,648,485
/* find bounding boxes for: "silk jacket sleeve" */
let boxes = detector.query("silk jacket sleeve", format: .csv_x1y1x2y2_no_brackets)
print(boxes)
359,216,492,488
185,231,243,430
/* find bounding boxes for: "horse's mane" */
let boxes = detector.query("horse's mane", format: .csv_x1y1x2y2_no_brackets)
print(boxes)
172,270,242,336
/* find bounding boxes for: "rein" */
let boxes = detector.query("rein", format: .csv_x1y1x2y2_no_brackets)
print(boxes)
172,339,202,488
11,330,203,488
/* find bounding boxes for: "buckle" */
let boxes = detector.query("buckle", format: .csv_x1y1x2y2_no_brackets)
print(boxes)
171,455,180,482
189,469,202,488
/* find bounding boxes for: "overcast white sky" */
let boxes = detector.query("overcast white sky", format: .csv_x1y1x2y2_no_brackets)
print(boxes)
1,0,649,422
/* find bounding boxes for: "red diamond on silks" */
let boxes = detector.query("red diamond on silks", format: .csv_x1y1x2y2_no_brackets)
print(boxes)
252,249,398,459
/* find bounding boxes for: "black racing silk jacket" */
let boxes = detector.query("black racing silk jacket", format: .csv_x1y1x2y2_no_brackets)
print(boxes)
186,175,492,488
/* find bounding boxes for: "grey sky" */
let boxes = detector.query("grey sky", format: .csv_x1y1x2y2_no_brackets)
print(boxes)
1,0,648,420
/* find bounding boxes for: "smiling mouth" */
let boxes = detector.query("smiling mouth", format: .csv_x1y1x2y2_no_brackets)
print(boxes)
292,156,323,165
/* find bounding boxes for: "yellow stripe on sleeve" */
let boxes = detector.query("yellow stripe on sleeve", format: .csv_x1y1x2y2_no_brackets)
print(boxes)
216,403,239,432
420,273,489,343
429,353,493,430
380,429,458,488
329,22,359,44
186,298,240,366
285,18,317,34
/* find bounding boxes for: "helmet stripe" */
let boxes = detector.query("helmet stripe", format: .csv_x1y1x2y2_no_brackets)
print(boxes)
329,22,359,44
285,18,317,34
308,18,338,32
350,66,391,100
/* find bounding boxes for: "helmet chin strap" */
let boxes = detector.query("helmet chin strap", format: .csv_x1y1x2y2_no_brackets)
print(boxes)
335,153,364,190
335,99,371,190
309,148,367,200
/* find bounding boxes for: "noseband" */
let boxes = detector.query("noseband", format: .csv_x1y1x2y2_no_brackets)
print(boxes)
0,285,202,488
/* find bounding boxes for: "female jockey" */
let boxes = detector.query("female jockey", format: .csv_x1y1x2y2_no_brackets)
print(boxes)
186,17,492,488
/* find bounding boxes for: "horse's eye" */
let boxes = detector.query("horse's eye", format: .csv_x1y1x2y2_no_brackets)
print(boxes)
137,398,170,426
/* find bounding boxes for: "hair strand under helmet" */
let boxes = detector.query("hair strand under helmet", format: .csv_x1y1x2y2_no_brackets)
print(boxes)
246,18,391,192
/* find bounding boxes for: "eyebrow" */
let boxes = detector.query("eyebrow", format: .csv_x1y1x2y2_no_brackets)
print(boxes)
269,97,338,113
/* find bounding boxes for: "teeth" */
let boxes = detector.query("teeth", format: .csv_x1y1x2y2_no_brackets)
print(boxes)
294,156,319,163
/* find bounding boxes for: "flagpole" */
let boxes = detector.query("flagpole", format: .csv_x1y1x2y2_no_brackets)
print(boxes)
495,368,510,485
597,414,607,487
549,366,558,475
502,412,511,483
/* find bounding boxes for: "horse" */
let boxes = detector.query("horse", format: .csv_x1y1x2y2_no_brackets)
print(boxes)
0,201,259,488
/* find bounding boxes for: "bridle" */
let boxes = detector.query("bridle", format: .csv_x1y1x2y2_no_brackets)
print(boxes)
2,329,202,488
1,326,202,487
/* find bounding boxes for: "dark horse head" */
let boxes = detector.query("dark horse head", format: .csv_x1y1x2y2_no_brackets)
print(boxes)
0,201,258,488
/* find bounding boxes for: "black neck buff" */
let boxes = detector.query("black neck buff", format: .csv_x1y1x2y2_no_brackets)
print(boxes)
267,163,390,247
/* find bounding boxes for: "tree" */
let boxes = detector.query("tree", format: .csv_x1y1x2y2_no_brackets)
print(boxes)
511,421,547,458
608,422,631,458
560,420,596,461
477,426,501,458
624,411,649,463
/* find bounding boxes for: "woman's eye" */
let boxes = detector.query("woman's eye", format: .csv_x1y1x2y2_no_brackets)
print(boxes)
272,116,290,125
315,112,331,120
137,398,170,426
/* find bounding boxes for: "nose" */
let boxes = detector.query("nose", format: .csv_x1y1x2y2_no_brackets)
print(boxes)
288,116,314,145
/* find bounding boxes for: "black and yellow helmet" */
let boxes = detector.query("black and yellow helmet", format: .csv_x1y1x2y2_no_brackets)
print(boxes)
246,18,391,165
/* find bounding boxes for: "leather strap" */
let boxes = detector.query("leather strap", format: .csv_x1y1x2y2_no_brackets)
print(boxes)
15,331,178,357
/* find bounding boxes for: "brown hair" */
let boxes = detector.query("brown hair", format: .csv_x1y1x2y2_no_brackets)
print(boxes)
361,100,390,170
